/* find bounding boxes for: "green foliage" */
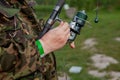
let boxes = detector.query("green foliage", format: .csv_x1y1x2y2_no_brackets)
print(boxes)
66,0,120,11
35,0,56,5
35,0,120,11
66,0,96,11
34,5,53,19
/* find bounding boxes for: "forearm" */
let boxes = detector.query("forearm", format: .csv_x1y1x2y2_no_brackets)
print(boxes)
35,22,70,57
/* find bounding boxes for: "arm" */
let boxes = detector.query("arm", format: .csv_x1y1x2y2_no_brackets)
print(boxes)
17,0,75,56
37,22,75,56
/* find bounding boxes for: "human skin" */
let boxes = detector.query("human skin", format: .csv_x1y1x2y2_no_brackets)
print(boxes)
40,21,75,55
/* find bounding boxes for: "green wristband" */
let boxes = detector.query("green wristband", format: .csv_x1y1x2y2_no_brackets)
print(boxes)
35,40,45,57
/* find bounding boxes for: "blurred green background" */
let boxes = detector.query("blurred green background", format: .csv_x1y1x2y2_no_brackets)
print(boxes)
35,0,120,11
34,0,120,80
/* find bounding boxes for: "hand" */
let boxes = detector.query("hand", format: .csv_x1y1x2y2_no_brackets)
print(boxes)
39,21,75,55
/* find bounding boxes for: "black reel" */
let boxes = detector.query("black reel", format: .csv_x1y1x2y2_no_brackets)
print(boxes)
68,10,88,42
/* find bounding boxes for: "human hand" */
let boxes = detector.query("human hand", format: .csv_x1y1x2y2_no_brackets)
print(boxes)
39,21,75,55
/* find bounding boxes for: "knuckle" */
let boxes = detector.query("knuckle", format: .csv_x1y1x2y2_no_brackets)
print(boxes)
65,22,69,26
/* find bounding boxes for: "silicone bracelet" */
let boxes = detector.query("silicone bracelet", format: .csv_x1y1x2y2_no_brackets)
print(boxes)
35,40,45,57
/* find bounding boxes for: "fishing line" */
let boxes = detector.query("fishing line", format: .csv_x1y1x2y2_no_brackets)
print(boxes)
94,0,99,23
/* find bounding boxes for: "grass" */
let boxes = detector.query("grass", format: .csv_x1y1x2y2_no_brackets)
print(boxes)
34,5,120,80
54,11,120,80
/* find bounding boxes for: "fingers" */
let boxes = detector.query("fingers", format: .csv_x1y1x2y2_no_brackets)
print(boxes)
69,42,75,48
59,22,70,31
63,30,70,43
65,27,70,37
58,21,70,38
63,22,70,31
59,21,64,27
58,21,76,49
60,22,70,43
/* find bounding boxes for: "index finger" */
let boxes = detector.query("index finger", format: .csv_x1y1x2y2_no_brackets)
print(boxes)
60,22,70,31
